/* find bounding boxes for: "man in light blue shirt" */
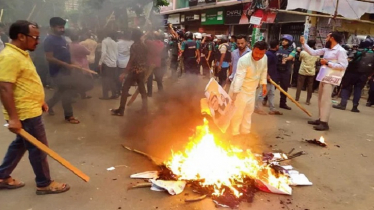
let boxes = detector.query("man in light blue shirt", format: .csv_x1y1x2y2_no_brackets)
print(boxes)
229,35,251,81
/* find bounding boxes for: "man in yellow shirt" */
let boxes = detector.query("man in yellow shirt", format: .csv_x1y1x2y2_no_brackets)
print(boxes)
0,20,69,195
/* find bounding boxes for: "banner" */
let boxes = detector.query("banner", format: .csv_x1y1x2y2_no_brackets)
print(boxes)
189,0,216,7
182,12,200,23
201,8,224,25
224,3,252,25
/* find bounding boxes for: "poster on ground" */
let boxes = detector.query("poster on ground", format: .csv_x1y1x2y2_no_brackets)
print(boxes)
201,78,236,133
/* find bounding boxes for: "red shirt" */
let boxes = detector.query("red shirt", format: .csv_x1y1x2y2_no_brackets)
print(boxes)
146,40,164,68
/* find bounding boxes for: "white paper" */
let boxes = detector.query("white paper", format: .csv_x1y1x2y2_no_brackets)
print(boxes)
290,173,313,186
282,165,293,170
249,16,262,25
194,14,199,20
150,179,186,195
106,167,115,171
130,171,159,179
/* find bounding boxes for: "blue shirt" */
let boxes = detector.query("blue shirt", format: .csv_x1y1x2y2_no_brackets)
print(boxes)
266,50,279,82
44,34,71,77
229,47,251,80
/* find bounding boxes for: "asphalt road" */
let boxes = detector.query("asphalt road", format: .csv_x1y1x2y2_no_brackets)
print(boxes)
0,76,373,210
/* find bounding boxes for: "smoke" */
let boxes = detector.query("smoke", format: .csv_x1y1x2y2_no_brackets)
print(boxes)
119,75,208,160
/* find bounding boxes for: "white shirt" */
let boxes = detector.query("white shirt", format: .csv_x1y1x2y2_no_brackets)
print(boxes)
99,37,118,67
231,52,268,94
117,39,133,68
302,43,348,71
0,39,4,52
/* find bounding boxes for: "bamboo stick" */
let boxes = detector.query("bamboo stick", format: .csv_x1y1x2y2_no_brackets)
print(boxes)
270,9,374,25
104,11,115,28
268,79,312,117
18,129,90,182
0,9,4,23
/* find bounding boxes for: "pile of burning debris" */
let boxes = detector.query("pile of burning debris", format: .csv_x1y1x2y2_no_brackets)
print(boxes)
125,119,313,208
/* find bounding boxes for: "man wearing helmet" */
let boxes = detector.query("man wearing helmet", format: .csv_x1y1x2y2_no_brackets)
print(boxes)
333,38,374,112
180,31,200,74
276,34,297,110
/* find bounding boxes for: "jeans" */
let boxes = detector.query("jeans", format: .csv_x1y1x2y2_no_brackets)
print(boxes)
0,116,51,187
256,83,276,111
279,72,291,105
147,66,164,96
296,74,314,102
48,72,75,118
101,64,119,98
119,71,148,112
340,72,367,107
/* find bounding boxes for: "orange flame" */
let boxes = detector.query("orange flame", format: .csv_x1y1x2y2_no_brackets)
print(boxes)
319,136,326,144
165,118,290,197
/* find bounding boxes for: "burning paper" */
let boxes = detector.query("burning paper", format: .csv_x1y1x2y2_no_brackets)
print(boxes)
203,78,236,133
150,179,186,195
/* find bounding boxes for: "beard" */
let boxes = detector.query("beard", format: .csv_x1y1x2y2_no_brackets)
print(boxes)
325,41,332,49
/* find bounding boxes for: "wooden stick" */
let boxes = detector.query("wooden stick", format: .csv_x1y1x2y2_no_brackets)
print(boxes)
18,129,90,182
27,4,37,21
127,183,152,190
72,65,98,75
121,144,163,166
185,194,207,202
269,79,312,117
270,9,374,25
104,11,115,28
0,9,4,23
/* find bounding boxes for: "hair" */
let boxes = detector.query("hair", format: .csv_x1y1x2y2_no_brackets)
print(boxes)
253,41,268,50
329,31,343,44
50,17,66,27
269,39,279,49
236,34,247,42
231,35,237,41
131,28,143,42
307,40,316,49
9,20,39,40
107,31,117,40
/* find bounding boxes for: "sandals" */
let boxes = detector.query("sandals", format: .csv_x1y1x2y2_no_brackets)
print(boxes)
36,181,70,195
254,110,268,115
0,177,25,189
269,111,283,115
65,117,80,124
110,109,124,116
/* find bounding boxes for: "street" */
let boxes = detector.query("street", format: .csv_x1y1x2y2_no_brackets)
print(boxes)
0,77,373,210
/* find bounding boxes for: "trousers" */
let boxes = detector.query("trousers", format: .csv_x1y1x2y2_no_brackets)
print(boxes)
184,58,198,74
48,72,75,118
296,74,314,103
256,83,276,111
340,72,367,107
101,64,118,98
318,82,334,122
119,71,148,112
0,116,51,187
368,78,374,104
279,72,291,105
231,91,256,135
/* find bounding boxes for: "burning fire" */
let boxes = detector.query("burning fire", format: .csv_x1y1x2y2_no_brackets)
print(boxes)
165,118,290,198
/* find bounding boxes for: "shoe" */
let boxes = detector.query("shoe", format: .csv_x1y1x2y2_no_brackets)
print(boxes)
306,101,311,105
366,102,372,107
99,97,111,100
262,100,268,107
280,104,292,110
314,121,329,131
333,104,346,110
254,109,267,115
351,106,360,113
110,109,124,116
308,119,320,125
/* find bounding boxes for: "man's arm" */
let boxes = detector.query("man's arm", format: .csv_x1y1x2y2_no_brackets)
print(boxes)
0,82,18,121
327,49,348,71
260,57,268,85
231,58,247,100
302,43,325,56
44,38,72,69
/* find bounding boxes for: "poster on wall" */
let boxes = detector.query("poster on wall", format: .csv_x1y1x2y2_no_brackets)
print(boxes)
184,12,200,22
168,14,180,25
189,0,216,7
201,8,224,25
224,3,276,25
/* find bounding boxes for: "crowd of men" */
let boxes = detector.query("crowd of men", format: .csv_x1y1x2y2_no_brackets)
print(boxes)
0,17,373,194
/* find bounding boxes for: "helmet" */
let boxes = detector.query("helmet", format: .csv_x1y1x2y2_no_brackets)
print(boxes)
194,33,202,39
281,34,294,43
185,31,193,40
176,29,184,38
220,35,228,42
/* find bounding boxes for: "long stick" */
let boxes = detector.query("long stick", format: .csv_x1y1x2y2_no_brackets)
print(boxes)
72,65,98,75
104,11,115,28
0,9,4,23
18,129,90,182
269,79,312,117
27,4,37,21
127,68,154,106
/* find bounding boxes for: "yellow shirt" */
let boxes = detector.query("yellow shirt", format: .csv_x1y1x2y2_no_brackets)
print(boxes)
0,43,44,120
299,51,319,76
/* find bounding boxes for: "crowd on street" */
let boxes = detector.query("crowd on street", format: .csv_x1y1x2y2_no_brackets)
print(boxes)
0,17,373,195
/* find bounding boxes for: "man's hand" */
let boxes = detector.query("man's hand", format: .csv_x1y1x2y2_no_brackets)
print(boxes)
217,66,222,72
98,65,102,73
267,75,271,80
262,85,267,97
300,35,305,45
320,59,328,65
197,58,200,64
8,119,22,134
42,102,49,113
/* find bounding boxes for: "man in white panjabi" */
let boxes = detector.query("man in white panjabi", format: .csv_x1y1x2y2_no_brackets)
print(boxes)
300,32,348,131
230,41,268,136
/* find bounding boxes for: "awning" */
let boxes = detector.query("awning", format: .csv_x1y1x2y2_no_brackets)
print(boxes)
286,0,374,19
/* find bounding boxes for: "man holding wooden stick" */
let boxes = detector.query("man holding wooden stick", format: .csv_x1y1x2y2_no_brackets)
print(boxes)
0,20,70,194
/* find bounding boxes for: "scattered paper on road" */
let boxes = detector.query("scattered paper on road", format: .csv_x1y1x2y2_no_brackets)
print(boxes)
106,167,115,171
150,179,186,195
130,171,159,179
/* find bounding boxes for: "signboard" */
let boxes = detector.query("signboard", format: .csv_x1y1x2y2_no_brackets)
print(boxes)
201,8,224,25
168,14,180,24
189,0,216,7
224,3,252,25
184,12,200,22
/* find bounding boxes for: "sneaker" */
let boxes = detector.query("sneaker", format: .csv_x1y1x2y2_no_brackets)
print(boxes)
280,104,292,110
333,104,346,110
308,119,320,125
313,122,329,131
351,106,360,113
